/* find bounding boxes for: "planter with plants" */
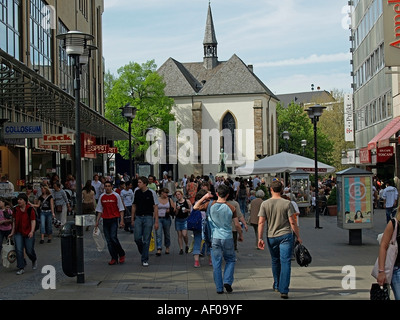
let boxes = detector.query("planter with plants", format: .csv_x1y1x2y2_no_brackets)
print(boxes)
326,187,337,216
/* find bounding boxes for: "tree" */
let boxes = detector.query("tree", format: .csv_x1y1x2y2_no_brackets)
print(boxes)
105,60,176,161
277,102,334,165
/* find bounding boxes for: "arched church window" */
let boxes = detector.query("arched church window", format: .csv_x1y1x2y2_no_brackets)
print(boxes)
222,112,236,158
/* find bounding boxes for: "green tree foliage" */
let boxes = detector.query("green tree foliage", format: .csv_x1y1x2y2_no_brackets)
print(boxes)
104,60,176,161
277,102,334,166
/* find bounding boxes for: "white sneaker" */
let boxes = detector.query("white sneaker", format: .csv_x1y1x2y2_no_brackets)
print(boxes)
16,269,25,275
142,261,149,267
32,260,37,270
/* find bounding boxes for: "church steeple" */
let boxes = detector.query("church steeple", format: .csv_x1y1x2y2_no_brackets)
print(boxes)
203,2,218,70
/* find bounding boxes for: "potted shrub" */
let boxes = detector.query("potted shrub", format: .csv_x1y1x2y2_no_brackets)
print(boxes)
326,187,337,216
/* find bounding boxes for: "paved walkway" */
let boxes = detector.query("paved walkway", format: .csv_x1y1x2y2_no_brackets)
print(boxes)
0,208,389,300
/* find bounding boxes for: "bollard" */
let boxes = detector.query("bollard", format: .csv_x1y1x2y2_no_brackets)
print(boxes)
60,221,77,277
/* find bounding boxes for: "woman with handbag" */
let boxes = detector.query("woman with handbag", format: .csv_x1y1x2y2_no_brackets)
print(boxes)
155,188,175,256
35,186,55,244
376,207,400,299
52,182,70,228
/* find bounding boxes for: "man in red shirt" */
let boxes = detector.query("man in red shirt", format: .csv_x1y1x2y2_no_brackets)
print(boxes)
95,181,126,265
9,193,37,275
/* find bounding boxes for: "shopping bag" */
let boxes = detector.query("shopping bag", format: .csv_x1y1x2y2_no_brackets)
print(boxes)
371,219,398,284
92,227,105,252
2,238,17,268
149,231,155,252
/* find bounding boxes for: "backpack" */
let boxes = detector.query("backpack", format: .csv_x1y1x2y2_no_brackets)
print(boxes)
202,200,214,247
187,209,202,231
238,188,247,199
294,242,312,267
30,207,40,232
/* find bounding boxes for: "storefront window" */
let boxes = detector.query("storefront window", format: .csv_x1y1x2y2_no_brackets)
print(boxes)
0,0,21,59
29,0,52,80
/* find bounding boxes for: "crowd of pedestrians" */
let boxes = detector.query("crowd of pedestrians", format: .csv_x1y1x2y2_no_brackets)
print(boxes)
6,170,400,300
0,171,303,297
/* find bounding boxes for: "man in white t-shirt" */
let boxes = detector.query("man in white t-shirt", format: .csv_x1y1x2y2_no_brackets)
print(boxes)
91,174,102,202
382,179,398,223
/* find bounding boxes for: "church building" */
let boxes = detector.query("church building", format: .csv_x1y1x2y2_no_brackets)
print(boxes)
157,3,279,178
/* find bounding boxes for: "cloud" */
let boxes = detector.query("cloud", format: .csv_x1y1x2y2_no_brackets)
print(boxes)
102,0,352,94
256,52,351,68
267,72,352,95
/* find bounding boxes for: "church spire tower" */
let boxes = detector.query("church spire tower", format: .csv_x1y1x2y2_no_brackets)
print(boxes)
203,2,218,69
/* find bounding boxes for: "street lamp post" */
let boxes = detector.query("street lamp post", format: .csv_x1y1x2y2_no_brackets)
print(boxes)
282,131,290,152
121,103,137,180
57,31,97,283
306,104,326,229
301,139,307,156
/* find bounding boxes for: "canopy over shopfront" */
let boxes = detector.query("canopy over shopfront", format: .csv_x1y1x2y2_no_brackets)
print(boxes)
368,116,400,150
0,50,128,141
235,151,335,176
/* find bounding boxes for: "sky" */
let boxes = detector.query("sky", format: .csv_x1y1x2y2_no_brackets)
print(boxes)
102,0,352,95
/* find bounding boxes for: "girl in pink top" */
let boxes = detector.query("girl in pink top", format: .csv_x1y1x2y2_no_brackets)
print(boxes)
0,198,12,253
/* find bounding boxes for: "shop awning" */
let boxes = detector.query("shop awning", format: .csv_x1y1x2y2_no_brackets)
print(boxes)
367,117,400,150
0,50,128,141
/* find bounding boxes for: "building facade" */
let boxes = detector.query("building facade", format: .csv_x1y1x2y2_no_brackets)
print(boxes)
350,0,399,180
157,4,279,179
0,0,127,189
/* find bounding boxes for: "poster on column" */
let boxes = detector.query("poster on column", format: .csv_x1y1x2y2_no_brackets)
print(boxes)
342,176,373,229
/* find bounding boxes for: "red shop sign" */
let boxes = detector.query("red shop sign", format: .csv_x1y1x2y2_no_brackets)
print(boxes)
377,146,394,163
359,148,371,164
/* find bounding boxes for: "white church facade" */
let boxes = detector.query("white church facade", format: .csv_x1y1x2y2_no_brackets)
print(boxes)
157,4,279,178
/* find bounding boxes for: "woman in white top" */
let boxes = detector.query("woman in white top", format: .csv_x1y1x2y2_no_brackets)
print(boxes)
155,188,175,256
121,181,134,233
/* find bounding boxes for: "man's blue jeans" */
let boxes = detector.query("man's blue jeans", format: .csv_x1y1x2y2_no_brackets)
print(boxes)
211,237,236,292
134,215,154,263
238,198,247,218
386,207,395,223
155,217,171,250
102,217,125,260
267,232,293,295
192,230,202,255
14,232,37,270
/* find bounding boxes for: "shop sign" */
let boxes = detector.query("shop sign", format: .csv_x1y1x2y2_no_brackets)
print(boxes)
43,134,74,145
86,145,118,154
81,133,96,159
344,94,354,142
377,146,394,162
296,167,328,173
359,148,371,164
60,146,71,155
384,0,400,66
3,122,43,139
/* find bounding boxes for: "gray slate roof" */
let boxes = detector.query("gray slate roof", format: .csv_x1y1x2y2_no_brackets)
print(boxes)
277,90,335,108
157,54,278,100
203,4,217,45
